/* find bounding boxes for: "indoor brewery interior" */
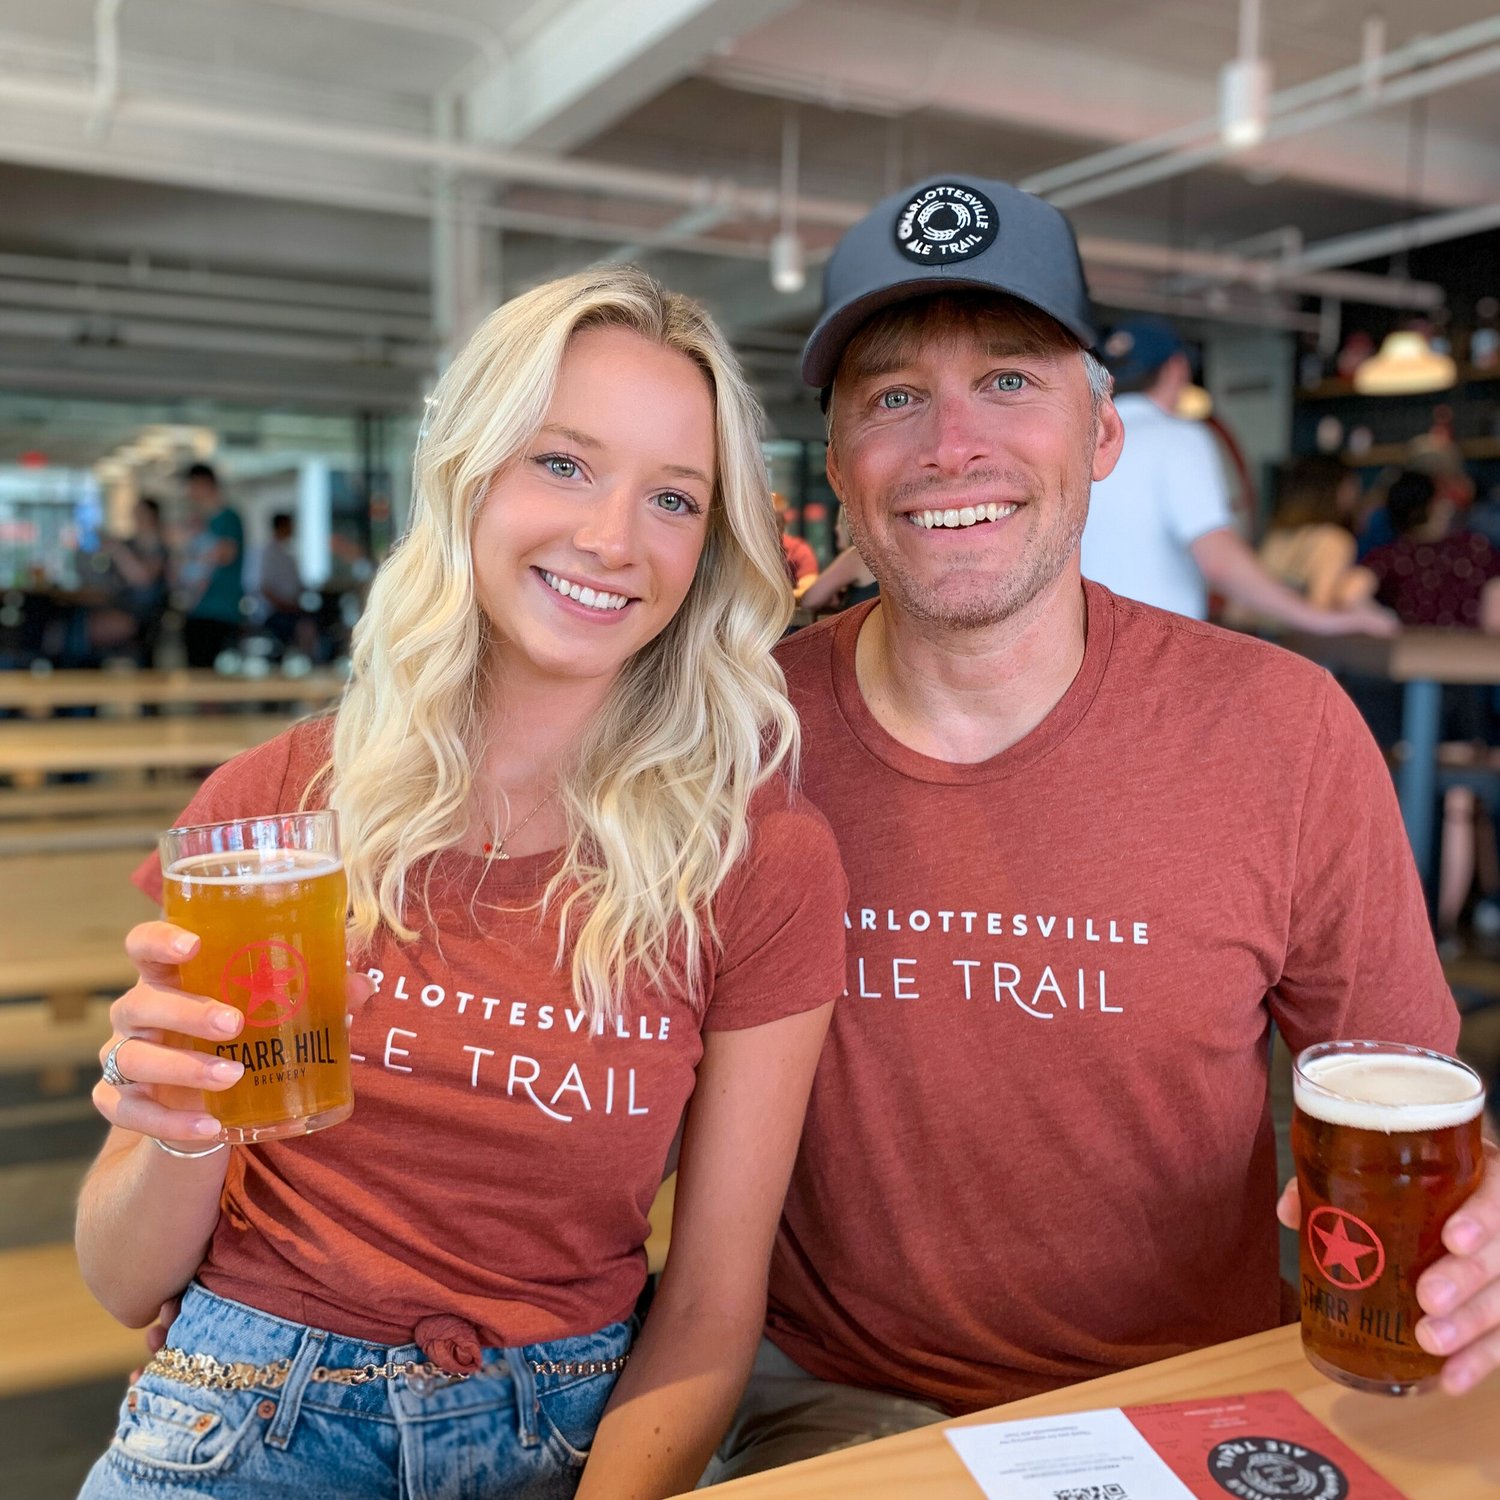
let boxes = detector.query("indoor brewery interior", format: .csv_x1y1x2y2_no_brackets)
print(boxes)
2,2,1499,1496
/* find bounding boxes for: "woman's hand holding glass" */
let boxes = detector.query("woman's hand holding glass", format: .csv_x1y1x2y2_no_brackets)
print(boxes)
93,921,373,1148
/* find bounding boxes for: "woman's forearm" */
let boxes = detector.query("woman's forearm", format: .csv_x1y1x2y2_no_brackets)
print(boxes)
574,1294,762,1500
76,1131,228,1328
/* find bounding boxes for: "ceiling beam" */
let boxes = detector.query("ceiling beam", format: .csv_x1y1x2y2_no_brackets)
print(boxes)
466,0,799,153
704,2,1500,210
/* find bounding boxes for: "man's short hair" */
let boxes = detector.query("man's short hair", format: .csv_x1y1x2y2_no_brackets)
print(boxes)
184,461,219,488
271,511,293,534
827,291,1111,434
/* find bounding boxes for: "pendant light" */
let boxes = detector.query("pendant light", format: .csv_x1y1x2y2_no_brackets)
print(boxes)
1353,100,1456,396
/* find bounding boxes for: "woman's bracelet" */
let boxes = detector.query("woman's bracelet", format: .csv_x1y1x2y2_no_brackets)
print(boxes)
151,1137,227,1160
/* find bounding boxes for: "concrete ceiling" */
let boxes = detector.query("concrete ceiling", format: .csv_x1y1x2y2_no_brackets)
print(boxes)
0,0,1498,457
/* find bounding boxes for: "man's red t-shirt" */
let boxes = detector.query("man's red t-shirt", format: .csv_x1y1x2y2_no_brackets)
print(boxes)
767,582,1457,1413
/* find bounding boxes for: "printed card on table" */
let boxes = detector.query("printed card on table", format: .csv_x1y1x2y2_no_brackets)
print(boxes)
945,1389,1406,1500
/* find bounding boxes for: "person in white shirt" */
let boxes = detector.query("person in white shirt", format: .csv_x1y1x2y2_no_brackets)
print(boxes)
251,511,312,657
1080,318,1393,637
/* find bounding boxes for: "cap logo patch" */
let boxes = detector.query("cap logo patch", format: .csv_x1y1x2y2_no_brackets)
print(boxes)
894,183,998,263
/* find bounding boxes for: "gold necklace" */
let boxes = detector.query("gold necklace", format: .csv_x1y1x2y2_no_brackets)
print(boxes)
482,789,556,860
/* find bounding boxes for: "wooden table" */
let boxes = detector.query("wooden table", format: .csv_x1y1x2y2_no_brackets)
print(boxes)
694,1324,1498,1498
0,668,345,713
1284,630,1500,885
0,714,294,777
0,847,155,1002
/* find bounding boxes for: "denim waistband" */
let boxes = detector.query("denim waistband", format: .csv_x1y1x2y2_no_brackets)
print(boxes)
162,1283,632,1441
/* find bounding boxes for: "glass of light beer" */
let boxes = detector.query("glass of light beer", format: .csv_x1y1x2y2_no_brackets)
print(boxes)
160,811,353,1143
1293,1040,1486,1395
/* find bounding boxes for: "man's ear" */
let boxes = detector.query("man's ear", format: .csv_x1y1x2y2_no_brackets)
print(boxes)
1091,398,1125,483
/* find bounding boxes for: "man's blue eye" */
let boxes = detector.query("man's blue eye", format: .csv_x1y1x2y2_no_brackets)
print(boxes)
996,373,1025,392
880,391,910,409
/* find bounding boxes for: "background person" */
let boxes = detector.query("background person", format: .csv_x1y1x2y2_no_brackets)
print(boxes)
773,491,819,602
1080,317,1394,638
76,267,845,1500
800,510,878,615
249,510,315,660
101,496,172,667
178,462,246,669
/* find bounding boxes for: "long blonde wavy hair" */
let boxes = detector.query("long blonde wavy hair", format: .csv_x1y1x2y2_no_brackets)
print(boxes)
323,265,797,1023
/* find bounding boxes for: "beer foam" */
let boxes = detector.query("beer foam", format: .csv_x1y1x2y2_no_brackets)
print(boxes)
165,848,342,887
1295,1051,1484,1134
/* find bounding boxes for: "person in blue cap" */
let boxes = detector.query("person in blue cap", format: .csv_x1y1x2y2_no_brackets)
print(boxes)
699,175,1497,1484
1080,315,1392,635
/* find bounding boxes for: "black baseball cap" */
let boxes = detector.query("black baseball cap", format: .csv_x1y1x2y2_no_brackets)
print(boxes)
802,174,1097,390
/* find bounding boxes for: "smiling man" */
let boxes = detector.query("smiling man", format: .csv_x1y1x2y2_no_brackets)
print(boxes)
701,176,1499,1483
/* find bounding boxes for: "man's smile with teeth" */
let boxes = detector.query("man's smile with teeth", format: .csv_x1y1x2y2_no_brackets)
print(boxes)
540,569,632,611
907,502,1019,530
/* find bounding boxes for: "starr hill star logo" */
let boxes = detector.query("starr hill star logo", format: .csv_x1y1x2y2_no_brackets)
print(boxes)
220,940,309,1029
1307,1206,1386,1292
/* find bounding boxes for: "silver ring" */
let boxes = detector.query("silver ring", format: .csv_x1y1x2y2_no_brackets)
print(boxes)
101,1036,137,1089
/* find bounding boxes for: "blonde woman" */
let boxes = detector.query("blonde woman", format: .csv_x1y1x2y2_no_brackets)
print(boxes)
76,267,846,1500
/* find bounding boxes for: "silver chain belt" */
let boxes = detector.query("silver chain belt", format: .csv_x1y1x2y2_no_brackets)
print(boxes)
144,1344,628,1392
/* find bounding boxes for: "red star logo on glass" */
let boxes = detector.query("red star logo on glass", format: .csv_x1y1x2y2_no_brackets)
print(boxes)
221,940,309,1029
1307,1205,1386,1291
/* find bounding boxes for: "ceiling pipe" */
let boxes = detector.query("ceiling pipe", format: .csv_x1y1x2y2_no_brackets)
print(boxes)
0,251,429,317
1048,41,1500,211
0,277,434,341
1022,15,1500,197
0,74,849,229
1273,198,1500,277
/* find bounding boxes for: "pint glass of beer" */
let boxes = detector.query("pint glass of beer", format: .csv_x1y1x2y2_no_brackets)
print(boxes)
160,811,352,1143
1293,1040,1486,1395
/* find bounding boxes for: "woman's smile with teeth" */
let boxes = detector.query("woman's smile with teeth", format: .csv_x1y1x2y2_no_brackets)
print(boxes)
540,569,632,611
908,502,1018,530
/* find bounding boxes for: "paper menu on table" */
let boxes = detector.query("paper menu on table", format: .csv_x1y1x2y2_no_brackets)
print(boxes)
945,1389,1408,1500
946,1405,1195,1500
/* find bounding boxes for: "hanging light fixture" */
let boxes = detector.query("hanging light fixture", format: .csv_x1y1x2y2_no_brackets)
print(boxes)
770,109,805,294
1176,384,1214,420
1353,329,1456,394
1352,100,1456,396
1219,0,1271,150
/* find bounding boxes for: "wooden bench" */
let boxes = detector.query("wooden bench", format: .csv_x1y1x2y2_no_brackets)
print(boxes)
0,782,196,822
0,817,160,857
0,848,153,1009
0,997,113,1073
0,1242,145,1396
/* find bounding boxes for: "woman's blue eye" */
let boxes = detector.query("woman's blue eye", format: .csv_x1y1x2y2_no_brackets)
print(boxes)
655,491,698,515
543,455,578,478
879,390,910,410
995,373,1026,392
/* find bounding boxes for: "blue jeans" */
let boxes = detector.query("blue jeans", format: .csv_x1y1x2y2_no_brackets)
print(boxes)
79,1284,632,1500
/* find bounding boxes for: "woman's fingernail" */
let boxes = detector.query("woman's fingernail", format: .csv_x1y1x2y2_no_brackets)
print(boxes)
1424,1278,1458,1314
1447,1217,1481,1253
170,936,196,957
212,1008,241,1034
1420,1317,1455,1354
209,1060,244,1082
193,1117,222,1138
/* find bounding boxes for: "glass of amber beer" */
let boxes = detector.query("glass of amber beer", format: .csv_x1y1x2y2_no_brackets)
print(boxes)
160,812,353,1143
1293,1040,1486,1395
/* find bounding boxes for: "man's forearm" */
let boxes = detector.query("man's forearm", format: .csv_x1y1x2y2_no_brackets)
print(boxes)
1190,527,1326,631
